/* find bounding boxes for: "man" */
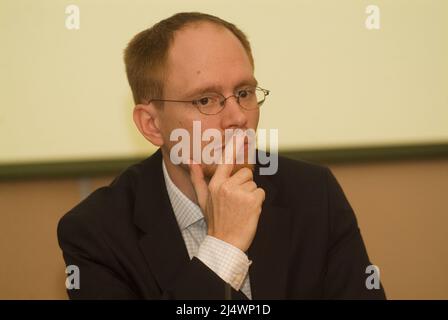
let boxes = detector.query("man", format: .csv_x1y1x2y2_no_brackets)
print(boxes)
57,12,386,299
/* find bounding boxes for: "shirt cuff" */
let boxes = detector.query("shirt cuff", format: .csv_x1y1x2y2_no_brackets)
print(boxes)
195,235,252,291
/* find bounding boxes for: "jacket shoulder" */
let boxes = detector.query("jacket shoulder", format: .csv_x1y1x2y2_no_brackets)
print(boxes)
274,155,331,189
262,154,342,214
277,155,329,176
57,153,160,242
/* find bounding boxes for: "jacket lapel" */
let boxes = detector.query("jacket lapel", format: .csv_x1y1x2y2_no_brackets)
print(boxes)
247,162,293,299
133,150,191,294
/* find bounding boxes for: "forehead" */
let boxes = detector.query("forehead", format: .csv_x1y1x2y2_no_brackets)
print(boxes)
165,21,254,94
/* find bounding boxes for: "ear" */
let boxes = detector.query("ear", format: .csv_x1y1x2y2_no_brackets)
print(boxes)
133,103,164,146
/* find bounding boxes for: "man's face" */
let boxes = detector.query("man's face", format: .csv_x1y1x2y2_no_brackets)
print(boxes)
158,22,259,178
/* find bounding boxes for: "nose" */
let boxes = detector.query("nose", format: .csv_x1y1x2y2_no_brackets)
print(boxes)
220,95,248,129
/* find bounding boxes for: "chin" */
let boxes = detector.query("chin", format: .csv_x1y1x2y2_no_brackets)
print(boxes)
202,162,255,179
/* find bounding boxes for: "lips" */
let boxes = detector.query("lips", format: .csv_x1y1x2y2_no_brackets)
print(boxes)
213,133,250,151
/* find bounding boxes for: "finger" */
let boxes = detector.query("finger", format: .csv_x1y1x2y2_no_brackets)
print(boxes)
228,167,254,185
240,180,257,192
211,161,234,185
188,162,209,211
253,187,266,203
211,135,238,183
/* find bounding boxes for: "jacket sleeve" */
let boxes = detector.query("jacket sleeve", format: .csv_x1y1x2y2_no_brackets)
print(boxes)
323,168,386,299
57,212,139,299
57,211,248,300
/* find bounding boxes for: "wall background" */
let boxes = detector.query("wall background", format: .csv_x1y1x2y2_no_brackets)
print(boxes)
0,0,447,299
1,0,447,165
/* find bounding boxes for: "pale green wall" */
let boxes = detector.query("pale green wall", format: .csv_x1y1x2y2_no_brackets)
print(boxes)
1,0,447,165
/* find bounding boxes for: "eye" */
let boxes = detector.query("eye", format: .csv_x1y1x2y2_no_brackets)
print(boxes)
199,97,210,106
193,95,219,107
238,88,254,99
193,96,211,106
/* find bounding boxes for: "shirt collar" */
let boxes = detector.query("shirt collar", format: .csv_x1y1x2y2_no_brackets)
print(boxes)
162,159,204,230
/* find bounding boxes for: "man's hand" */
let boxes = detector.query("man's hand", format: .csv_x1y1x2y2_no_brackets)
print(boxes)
189,160,265,252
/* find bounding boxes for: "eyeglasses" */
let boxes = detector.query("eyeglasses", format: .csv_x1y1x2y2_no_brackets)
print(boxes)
148,86,270,115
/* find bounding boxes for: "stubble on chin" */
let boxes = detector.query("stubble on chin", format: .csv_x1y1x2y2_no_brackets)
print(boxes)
201,162,255,180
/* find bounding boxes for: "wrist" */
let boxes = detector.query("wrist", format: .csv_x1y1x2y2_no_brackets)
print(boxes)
207,232,247,252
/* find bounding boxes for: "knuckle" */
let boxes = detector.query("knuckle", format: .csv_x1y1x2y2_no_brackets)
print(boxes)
247,193,257,204
242,167,253,179
257,188,266,201
219,181,232,196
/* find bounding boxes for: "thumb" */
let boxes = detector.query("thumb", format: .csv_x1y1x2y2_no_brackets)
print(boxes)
188,162,209,212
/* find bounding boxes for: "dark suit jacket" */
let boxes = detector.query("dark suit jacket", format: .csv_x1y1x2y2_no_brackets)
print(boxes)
57,149,386,299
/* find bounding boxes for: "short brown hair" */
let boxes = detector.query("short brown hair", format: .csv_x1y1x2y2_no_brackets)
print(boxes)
124,12,254,105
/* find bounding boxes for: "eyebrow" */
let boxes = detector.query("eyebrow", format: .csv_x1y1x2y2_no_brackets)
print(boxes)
183,77,258,98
